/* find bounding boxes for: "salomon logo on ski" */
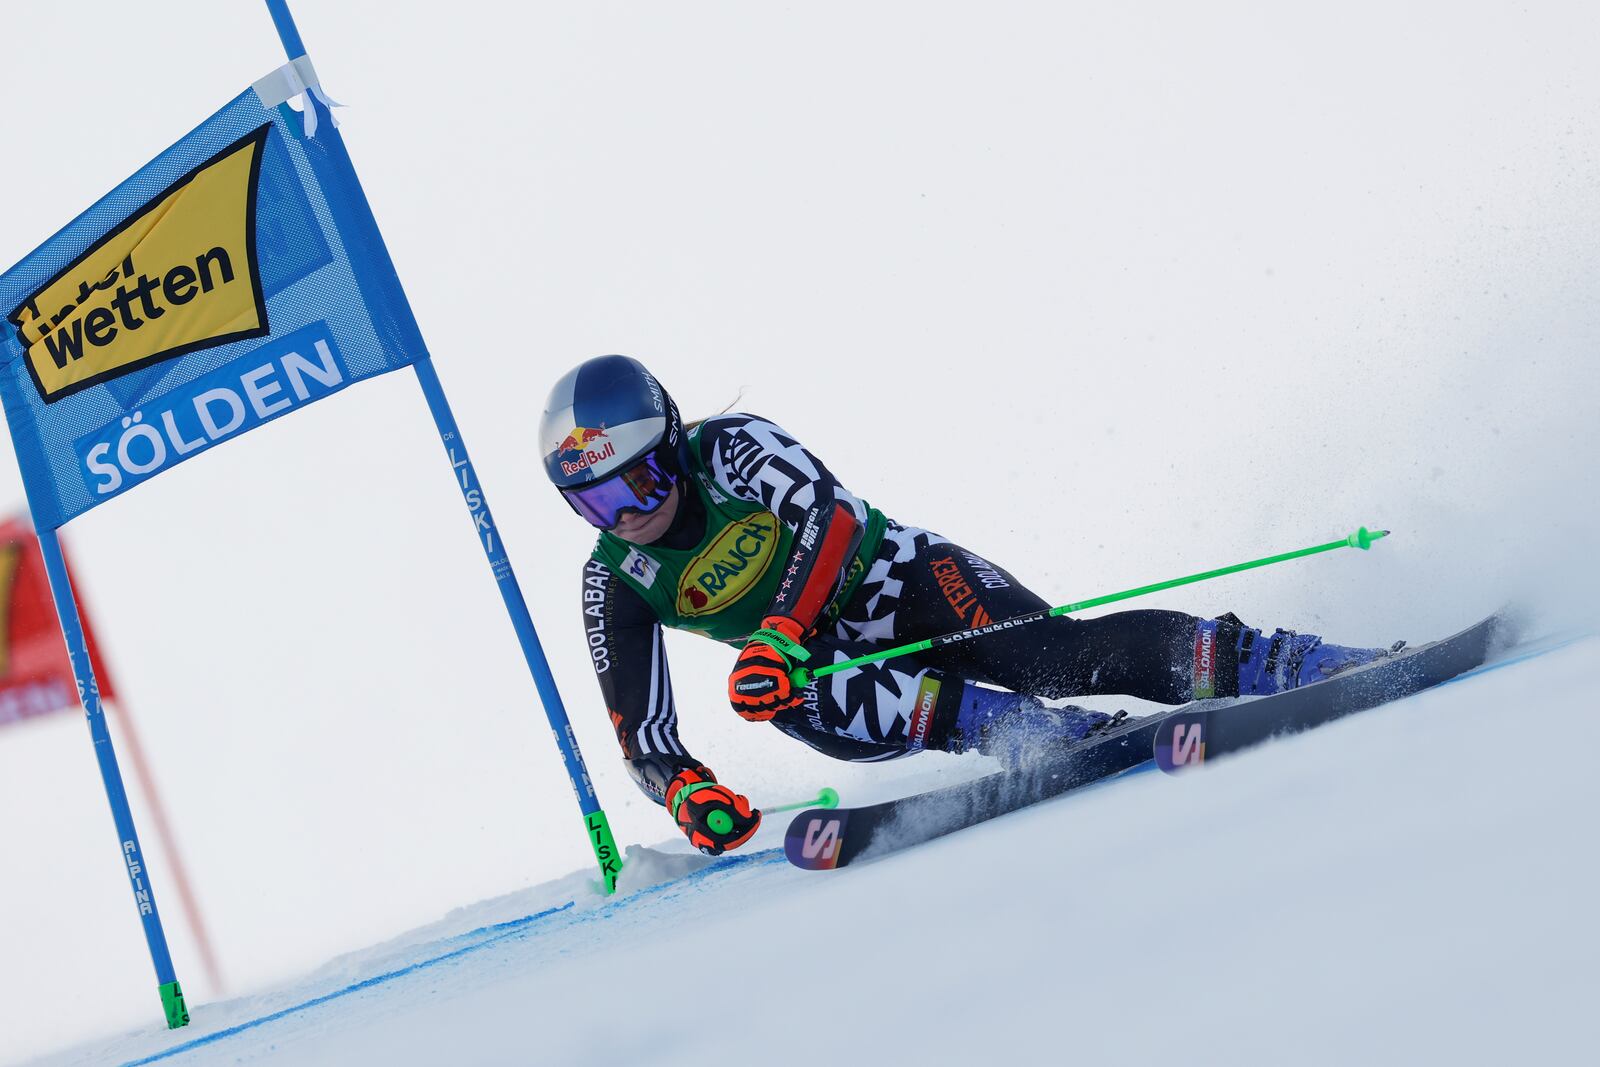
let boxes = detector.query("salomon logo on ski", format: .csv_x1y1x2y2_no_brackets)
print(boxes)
1154,714,1208,772
785,813,847,870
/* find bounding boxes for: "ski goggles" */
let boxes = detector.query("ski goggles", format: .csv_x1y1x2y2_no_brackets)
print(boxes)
559,448,677,530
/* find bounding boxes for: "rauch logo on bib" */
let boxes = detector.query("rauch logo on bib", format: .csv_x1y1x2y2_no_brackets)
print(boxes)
676,515,780,617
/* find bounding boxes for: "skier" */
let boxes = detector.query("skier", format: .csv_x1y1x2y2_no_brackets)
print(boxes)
544,355,1394,856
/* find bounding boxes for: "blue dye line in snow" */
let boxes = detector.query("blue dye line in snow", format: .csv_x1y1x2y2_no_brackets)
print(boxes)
118,900,574,1066
122,849,786,1066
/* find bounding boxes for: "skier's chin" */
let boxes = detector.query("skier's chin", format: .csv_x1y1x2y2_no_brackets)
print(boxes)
611,485,680,545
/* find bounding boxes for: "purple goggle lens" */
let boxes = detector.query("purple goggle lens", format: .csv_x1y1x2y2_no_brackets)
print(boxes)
561,450,675,529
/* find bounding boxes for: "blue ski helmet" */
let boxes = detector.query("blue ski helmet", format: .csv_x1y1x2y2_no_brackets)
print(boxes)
540,355,684,528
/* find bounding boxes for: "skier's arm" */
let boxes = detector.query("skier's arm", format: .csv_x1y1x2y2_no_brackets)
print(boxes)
725,497,866,721
698,414,868,718
696,413,866,632
580,558,697,803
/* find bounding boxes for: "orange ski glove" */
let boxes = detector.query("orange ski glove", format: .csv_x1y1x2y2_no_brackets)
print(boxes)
728,615,809,722
665,765,761,855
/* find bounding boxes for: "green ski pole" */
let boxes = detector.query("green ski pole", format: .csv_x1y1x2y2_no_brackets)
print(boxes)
761,787,840,815
761,527,1390,687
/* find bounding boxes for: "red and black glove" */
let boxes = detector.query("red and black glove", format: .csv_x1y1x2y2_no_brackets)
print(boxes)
666,765,761,855
728,615,809,721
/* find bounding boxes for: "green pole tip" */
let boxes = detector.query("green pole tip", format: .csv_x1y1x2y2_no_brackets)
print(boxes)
816,786,840,809
159,980,189,1029
585,810,622,896
790,666,813,687
1347,526,1390,550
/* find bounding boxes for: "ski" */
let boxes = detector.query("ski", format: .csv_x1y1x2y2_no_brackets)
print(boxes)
783,711,1164,871
1151,612,1501,772
784,613,1503,870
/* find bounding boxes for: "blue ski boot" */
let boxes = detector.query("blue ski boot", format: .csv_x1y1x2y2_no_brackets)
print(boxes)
1203,614,1403,697
949,686,1118,765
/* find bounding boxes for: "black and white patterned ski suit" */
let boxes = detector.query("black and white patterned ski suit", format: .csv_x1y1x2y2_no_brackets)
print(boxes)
583,413,1203,805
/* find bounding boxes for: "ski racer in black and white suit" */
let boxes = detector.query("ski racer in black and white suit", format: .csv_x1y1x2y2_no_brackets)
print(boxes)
545,356,1391,855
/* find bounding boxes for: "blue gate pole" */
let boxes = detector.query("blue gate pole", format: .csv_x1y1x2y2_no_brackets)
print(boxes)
261,0,622,891
409,357,621,891
35,527,189,1028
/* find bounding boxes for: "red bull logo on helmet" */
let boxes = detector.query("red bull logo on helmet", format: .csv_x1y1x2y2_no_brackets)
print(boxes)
557,424,613,477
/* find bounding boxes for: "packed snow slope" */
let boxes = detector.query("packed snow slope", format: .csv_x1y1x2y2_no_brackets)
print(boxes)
29,629,1597,1067
2,2,1598,1063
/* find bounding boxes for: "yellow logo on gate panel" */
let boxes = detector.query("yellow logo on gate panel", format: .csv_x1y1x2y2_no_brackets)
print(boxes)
676,513,780,618
8,126,271,404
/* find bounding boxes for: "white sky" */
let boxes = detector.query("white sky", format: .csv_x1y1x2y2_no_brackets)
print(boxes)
1,2,1596,1060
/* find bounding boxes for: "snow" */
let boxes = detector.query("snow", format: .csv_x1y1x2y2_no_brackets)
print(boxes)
18,630,1596,1066
2,1,1598,1063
